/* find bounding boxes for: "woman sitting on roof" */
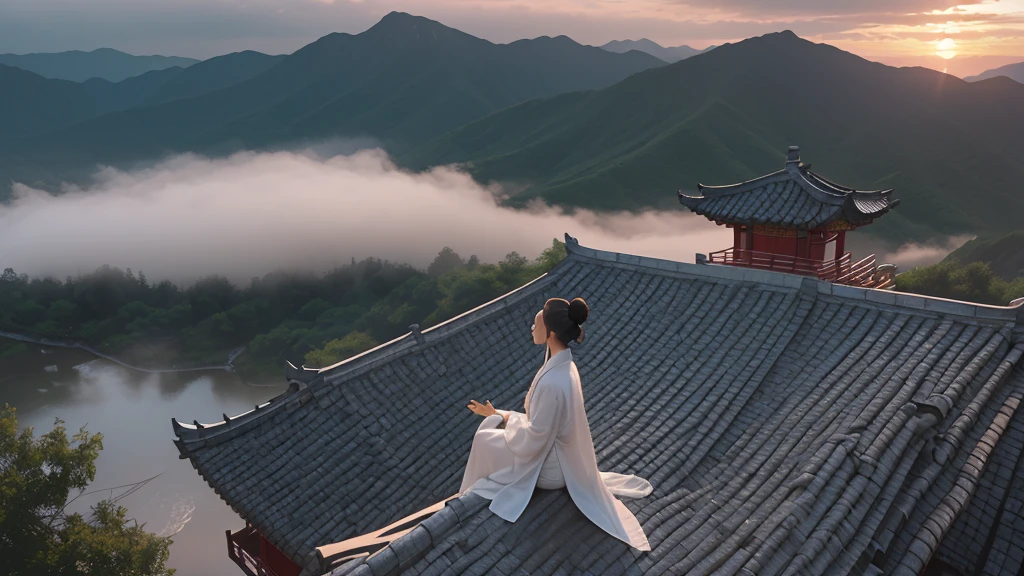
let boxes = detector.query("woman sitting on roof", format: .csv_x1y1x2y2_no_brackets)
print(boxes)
461,297,653,551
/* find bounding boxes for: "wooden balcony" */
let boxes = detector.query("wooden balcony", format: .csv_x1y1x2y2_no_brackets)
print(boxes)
226,524,300,576
708,247,896,289
227,525,274,576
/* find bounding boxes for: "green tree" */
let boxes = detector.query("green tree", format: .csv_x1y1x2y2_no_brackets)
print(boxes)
296,298,332,321
13,300,47,327
0,405,173,576
896,260,1024,305
427,247,466,278
305,331,379,368
535,238,567,271
237,325,311,376
51,501,172,576
47,300,78,324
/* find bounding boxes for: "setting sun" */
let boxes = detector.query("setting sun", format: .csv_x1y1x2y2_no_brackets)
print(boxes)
936,37,958,59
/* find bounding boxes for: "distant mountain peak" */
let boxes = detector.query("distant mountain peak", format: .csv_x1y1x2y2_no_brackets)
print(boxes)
723,29,819,54
372,11,448,32
965,61,1024,84
365,10,472,45
617,39,665,49
599,38,706,63
527,35,579,46
736,30,804,47
378,10,419,23
0,48,198,82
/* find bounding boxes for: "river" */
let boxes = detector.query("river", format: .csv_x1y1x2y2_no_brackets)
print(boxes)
1,341,287,576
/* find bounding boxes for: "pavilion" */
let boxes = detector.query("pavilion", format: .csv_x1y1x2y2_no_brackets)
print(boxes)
678,146,900,288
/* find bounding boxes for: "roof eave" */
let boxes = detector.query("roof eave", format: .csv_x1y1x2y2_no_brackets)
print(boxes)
841,192,899,224
678,191,705,209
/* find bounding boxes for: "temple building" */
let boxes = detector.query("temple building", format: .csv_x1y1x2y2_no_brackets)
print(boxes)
679,146,899,288
175,182,1024,574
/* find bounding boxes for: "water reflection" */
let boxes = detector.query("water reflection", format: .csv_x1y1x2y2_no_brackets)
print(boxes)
0,342,288,576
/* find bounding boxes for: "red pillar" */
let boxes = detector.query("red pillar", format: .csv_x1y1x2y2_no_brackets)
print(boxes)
746,228,754,264
795,231,808,259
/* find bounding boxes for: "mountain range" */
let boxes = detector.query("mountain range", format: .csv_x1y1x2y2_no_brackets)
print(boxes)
1,51,284,139
410,31,1024,244
0,48,199,82
1,14,1023,247
600,39,713,62
965,61,1024,84
0,12,664,192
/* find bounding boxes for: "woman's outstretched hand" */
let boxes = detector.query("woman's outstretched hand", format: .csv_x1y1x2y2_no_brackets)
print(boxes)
467,399,498,417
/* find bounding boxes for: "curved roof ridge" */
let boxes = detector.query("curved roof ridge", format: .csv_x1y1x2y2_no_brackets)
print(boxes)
324,493,490,576
792,169,851,203
805,169,892,197
562,234,1024,322
695,169,788,196
172,395,283,447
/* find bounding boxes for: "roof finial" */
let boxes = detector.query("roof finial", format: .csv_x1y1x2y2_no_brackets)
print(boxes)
786,146,800,164
409,324,425,345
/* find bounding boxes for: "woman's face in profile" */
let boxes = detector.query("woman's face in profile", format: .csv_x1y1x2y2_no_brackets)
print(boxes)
531,310,547,345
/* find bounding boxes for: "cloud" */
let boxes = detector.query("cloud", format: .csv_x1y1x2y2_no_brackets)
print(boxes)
886,235,975,269
846,233,973,270
0,147,732,286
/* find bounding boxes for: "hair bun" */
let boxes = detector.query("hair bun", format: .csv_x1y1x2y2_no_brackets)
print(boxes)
568,297,589,325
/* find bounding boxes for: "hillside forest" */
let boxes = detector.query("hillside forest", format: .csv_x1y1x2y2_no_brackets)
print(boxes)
2,236,1023,379
0,241,568,378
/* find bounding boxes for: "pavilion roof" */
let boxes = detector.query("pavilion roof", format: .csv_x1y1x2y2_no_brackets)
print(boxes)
172,235,1024,576
678,146,899,229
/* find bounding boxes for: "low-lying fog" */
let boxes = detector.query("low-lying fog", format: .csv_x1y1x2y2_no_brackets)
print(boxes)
0,147,966,284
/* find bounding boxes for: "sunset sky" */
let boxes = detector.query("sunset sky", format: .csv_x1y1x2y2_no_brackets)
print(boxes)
1,0,1022,77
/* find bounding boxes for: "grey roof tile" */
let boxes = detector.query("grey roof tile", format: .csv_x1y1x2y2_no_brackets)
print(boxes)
172,235,1024,576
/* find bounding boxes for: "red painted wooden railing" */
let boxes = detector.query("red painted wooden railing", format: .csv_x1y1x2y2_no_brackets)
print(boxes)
708,247,891,288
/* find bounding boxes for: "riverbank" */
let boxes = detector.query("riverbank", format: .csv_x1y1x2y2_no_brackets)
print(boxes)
1,344,289,576
0,330,244,374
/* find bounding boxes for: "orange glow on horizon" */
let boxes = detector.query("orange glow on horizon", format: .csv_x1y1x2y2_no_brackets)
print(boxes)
936,37,958,59
381,0,1024,77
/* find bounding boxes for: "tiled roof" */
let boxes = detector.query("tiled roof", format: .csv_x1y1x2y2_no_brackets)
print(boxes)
678,147,899,229
916,365,1024,575
173,234,1024,576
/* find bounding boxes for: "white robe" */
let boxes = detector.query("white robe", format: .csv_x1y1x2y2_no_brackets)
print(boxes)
459,347,653,551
